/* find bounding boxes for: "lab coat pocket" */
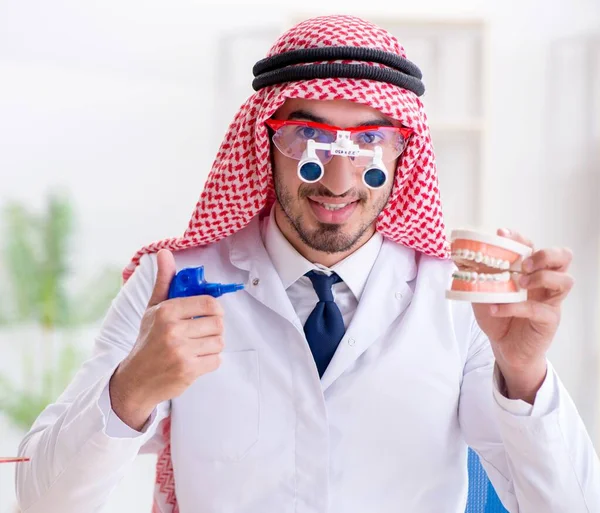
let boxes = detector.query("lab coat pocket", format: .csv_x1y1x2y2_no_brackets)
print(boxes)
176,348,260,462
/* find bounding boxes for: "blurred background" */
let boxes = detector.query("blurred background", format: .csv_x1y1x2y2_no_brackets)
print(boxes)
0,0,599,511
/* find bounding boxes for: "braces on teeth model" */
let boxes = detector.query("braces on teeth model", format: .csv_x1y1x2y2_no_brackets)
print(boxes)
445,229,533,304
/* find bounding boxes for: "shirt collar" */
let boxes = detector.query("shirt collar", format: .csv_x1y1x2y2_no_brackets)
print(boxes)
261,206,383,301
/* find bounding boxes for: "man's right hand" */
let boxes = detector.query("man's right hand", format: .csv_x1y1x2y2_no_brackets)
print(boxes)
109,249,224,431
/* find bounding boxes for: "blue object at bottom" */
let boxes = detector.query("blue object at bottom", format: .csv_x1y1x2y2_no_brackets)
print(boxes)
466,448,509,513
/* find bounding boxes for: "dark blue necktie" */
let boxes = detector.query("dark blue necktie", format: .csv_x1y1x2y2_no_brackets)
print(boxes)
303,270,345,377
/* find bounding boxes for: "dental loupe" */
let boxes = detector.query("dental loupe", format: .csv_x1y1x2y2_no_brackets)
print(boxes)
297,131,389,189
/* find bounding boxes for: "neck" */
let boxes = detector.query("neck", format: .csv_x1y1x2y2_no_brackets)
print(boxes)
273,203,375,267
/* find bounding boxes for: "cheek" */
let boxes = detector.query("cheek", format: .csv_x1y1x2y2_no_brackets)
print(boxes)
369,179,394,210
389,157,400,180
380,158,399,197
272,150,303,194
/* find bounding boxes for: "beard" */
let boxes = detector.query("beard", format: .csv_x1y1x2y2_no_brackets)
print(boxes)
273,177,391,254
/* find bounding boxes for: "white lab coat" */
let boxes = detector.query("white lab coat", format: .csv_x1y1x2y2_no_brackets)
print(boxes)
15,216,600,513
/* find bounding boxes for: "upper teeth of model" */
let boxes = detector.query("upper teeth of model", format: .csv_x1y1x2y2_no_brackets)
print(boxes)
318,202,349,211
452,271,511,282
452,249,511,270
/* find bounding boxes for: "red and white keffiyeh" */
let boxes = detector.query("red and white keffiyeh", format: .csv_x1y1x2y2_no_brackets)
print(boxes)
122,15,450,513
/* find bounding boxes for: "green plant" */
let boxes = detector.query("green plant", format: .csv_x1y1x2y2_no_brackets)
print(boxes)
0,192,122,431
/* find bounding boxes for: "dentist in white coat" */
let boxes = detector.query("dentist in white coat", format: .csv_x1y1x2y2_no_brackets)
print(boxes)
15,14,600,513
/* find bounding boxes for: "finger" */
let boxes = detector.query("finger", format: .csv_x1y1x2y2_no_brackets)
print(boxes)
519,270,574,303
147,249,177,308
182,315,224,339
488,300,557,323
522,247,573,273
497,228,534,250
165,333,223,359
192,335,225,357
168,294,224,320
193,353,222,375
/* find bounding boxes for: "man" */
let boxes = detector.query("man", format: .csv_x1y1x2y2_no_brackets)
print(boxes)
15,14,600,513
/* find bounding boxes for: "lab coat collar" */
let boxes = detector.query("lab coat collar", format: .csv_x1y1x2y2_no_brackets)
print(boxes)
229,214,300,325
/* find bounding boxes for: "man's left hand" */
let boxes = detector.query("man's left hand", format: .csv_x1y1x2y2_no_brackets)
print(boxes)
472,228,574,404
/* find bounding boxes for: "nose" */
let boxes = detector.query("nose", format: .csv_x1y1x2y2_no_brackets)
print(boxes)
319,156,361,196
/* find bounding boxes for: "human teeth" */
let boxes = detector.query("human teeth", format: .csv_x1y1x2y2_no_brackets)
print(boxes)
474,251,483,263
318,202,349,211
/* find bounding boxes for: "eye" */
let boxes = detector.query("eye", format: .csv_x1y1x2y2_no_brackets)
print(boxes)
296,126,319,140
357,131,384,145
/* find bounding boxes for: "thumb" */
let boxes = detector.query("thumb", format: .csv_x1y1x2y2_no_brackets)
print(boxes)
147,249,177,307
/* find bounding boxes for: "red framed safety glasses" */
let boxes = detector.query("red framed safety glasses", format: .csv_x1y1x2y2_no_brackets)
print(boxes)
265,119,413,189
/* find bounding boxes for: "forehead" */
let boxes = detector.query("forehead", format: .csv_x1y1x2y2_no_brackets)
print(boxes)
273,98,399,128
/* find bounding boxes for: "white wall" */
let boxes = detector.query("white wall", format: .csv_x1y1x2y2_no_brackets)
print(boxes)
1,0,599,511
483,0,600,436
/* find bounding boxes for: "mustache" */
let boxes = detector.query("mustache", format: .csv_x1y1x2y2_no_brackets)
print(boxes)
299,185,368,202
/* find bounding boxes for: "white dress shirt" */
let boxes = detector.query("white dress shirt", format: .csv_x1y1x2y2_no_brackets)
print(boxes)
15,214,600,513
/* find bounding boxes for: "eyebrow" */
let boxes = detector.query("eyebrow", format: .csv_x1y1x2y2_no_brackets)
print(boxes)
287,109,395,128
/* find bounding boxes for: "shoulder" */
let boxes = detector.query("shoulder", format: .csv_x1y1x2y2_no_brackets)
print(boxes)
130,237,232,290
410,252,457,296
417,253,455,280
412,252,482,349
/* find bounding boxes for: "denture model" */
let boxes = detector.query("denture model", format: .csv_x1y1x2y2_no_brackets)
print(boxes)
445,229,532,303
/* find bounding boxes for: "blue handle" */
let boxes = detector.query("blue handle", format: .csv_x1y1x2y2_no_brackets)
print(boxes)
168,266,244,299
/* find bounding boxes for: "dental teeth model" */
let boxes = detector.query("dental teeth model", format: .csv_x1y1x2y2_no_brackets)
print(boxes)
445,229,533,303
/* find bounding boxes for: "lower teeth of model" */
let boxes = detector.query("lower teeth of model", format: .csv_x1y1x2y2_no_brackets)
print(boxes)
452,271,511,282
319,203,348,211
451,250,510,270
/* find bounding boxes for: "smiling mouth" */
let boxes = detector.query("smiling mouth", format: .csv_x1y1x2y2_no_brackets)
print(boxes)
306,198,360,224
311,200,356,211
